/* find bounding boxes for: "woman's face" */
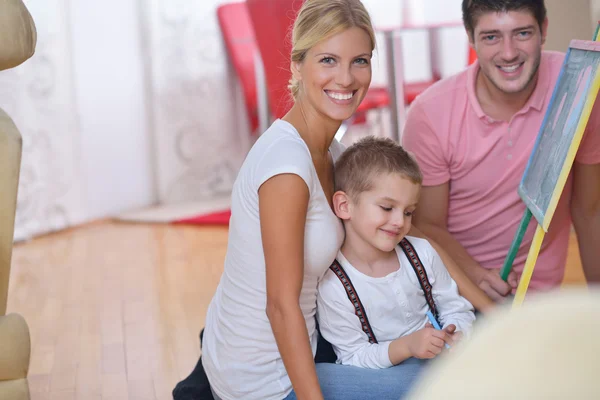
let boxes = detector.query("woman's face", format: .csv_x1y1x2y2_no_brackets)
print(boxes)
293,26,373,123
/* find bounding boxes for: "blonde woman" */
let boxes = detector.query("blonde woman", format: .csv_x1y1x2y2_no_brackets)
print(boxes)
197,1,486,399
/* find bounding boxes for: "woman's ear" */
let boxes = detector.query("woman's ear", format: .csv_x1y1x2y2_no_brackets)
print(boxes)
333,191,351,220
291,61,302,82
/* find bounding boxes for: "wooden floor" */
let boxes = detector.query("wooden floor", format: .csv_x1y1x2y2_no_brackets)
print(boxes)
6,221,586,400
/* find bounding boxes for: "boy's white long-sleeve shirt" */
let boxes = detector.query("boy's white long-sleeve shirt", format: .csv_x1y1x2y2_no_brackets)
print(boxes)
316,236,475,369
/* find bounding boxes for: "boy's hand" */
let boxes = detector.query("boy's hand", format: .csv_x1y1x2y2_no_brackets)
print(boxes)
406,326,448,359
442,324,463,347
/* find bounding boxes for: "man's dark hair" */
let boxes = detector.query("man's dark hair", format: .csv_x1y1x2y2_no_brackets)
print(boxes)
462,0,547,37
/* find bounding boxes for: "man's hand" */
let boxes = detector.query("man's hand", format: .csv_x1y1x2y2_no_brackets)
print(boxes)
471,267,518,302
406,326,449,359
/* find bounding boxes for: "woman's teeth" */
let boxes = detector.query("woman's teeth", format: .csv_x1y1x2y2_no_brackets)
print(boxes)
327,91,354,100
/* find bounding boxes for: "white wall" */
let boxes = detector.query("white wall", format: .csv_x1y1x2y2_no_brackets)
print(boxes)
545,0,594,51
363,0,468,86
69,0,156,219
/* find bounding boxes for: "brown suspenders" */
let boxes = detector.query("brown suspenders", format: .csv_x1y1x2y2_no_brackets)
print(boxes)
330,258,379,344
328,238,440,344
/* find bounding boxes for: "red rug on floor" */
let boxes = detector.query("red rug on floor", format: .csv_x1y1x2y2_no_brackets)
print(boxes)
174,209,231,225
114,197,232,226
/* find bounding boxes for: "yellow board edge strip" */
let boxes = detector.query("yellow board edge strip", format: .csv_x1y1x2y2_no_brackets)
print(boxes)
512,225,546,308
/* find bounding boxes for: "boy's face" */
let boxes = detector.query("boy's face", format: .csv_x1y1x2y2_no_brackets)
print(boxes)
341,172,420,253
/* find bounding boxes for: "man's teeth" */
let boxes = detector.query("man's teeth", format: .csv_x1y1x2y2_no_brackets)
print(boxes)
499,64,521,72
327,92,354,100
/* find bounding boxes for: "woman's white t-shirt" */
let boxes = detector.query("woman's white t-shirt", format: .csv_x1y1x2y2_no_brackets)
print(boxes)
202,119,345,400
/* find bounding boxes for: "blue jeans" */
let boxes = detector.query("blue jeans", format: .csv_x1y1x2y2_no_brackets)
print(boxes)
284,358,427,400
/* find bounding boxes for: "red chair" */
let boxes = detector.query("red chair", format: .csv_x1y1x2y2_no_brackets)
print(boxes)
245,0,296,119
217,2,260,134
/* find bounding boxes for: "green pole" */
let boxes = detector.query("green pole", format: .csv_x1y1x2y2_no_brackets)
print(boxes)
500,208,532,281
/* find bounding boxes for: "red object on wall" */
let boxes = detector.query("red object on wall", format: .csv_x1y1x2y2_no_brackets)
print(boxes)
468,46,478,65
217,2,260,133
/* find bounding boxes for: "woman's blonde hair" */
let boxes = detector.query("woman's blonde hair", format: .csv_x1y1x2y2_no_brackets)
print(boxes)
289,0,376,99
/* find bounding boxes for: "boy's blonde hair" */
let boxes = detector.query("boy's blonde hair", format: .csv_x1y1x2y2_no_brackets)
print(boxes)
289,0,376,99
335,136,422,200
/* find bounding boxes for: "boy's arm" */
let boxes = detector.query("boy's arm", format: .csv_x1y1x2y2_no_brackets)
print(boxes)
425,244,476,336
409,225,495,313
317,271,447,367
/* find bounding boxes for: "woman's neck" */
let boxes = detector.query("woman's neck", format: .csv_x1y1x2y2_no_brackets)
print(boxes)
283,102,340,156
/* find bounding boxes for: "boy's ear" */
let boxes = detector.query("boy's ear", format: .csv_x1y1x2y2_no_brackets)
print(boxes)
333,190,351,220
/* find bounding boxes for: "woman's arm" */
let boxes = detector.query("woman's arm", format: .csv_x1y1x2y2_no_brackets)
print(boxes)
409,225,495,313
260,173,323,400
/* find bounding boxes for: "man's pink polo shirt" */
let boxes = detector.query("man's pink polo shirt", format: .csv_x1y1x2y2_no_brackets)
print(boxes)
403,51,600,290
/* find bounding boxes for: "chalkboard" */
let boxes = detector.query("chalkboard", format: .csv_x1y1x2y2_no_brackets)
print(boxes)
519,40,600,231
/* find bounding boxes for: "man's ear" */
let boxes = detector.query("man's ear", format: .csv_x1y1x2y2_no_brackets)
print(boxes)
540,17,549,45
465,26,475,48
332,190,351,220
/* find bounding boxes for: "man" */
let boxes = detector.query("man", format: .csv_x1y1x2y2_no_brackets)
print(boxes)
403,0,600,302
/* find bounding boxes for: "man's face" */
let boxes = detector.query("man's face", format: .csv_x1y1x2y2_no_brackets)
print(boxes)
470,10,547,95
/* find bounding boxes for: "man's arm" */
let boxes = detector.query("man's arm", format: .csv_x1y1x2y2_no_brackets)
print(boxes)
571,162,600,283
413,183,516,302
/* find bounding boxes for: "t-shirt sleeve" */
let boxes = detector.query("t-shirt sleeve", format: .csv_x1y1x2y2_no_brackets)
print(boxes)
402,100,450,186
577,97,600,165
254,138,314,192
330,139,347,163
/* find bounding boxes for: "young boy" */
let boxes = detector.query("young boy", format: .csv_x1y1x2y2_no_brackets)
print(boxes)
317,136,475,369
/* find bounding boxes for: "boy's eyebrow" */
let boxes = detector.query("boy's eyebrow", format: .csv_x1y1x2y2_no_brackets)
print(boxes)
379,196,418,207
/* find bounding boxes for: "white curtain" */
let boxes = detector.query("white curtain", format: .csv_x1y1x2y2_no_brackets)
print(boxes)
0,0,86,241
141,0,251,205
